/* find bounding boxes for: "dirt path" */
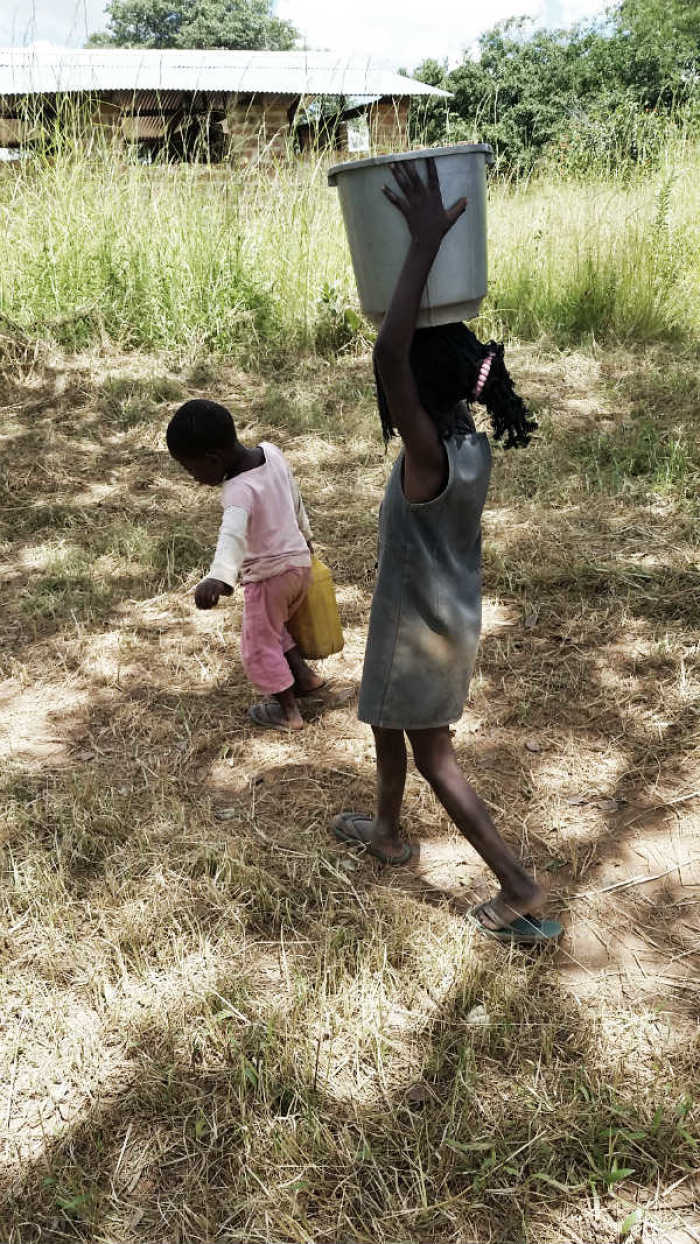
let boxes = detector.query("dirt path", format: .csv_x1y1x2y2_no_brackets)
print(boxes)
1,343,698,1243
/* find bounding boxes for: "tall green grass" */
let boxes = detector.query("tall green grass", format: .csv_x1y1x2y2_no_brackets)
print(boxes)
0,154,344,358
482,155,700,343
0,138,698,360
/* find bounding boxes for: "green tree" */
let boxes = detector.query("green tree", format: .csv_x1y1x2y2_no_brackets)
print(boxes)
413,22,587,175
607,0,700,106
410,0,699,176
87,0,298,50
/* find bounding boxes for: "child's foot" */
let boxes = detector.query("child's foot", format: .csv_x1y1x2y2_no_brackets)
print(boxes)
293,672,326,697
469,882,563,945
331,813,413,865
285,647,325,697
475,881,546,929
248,701,304,732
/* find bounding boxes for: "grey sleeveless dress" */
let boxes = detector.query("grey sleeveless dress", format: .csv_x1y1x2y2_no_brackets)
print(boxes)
358,432,492,730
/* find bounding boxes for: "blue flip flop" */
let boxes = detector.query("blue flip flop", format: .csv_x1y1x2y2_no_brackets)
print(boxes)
469,900,563,945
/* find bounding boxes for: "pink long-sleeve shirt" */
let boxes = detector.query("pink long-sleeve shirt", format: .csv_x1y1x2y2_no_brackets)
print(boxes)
208,442,312,586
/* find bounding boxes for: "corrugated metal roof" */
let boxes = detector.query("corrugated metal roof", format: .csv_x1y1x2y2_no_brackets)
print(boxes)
0,47,450,99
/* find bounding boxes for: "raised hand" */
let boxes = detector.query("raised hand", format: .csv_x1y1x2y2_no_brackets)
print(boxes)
382,156,467,253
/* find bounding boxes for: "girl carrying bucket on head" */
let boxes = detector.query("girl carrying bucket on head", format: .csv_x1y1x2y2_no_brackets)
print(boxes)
332,157,562,946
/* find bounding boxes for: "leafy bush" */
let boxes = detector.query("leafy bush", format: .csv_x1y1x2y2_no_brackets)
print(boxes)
410,1,699,178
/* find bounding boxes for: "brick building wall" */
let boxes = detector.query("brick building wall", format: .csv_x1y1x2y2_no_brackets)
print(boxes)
368,98,410,152
224,94,294,161
0,91,411,159
225,94,410,160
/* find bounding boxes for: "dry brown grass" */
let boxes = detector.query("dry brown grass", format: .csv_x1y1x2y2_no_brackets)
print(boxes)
0,338,698,1244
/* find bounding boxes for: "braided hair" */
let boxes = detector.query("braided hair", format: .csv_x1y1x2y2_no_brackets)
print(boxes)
374,322,537,450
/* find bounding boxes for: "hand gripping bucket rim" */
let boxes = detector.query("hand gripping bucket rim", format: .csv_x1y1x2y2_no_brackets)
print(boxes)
328,142,495,186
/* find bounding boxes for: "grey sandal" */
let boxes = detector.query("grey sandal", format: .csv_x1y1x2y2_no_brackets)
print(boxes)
248,701,302,732
332,813,413,865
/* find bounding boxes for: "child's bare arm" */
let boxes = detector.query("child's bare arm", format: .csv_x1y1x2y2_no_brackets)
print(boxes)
373,158,467,502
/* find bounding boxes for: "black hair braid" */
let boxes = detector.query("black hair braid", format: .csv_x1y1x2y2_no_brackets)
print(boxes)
479,341,538,450
374,322,536,450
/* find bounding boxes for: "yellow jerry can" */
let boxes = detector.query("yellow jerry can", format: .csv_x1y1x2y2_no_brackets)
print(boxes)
288,557,344,660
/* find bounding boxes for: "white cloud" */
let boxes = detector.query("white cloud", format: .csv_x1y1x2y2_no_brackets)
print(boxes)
0,0,108,47
275,0,606,68
0,0,607,59
542,0,605,25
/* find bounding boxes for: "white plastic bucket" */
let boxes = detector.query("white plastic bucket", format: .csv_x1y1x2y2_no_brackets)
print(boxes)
328,143,494,328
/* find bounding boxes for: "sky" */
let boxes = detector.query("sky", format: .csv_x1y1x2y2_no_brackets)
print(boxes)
0,0,608,67
275,0,608,68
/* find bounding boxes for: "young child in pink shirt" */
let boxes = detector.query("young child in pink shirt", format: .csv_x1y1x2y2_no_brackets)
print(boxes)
166,399,323,731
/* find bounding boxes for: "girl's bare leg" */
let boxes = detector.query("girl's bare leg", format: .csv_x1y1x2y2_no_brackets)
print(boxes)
408,726,543,922
373,726,407,842
336,726,408,861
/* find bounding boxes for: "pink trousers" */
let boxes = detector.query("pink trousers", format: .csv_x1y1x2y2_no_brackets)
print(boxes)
240,566,311,695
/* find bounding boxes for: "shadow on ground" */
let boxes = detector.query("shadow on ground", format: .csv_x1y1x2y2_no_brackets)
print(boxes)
1,345,698,1243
